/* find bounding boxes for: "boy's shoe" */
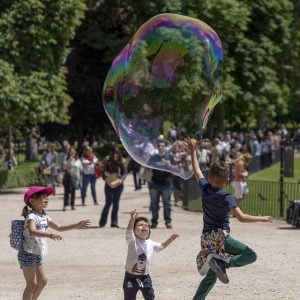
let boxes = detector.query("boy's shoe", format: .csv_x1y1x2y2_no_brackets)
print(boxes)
209,258,229,284
165,223,172,229
150,224,157,229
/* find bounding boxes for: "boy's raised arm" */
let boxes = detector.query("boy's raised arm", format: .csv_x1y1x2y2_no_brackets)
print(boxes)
184,138,204,181
127,209,138,230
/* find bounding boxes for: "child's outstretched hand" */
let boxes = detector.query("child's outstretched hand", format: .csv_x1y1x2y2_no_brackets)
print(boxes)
163,233,179,248
130,209,138,219
169,233,179,241
261,216,273,223
77,220,91,229
183,137,197,155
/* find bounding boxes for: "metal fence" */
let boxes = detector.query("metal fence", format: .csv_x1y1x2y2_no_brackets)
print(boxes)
248,149,280,174
182,177,300,219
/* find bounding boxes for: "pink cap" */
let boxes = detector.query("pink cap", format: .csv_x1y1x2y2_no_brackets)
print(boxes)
24,186,53,204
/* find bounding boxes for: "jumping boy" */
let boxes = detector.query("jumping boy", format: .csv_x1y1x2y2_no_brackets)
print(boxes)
184,138,272,300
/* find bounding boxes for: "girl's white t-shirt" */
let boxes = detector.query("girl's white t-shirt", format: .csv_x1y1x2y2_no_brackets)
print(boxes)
23,211,51,256
125,230,163,275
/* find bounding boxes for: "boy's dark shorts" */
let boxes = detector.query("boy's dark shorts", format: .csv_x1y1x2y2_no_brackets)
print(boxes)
123,272,155,300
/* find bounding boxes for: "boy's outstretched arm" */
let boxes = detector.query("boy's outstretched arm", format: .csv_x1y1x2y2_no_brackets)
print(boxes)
232,207,273,223
184,138,204,181
127,209,138,230
162,234,179,248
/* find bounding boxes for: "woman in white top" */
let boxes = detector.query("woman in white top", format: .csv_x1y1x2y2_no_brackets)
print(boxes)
124,209,179,300
80,146,100,205
19,186,90,300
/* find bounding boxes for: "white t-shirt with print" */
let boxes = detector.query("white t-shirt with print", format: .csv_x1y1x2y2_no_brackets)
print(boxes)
125,229,163,275
23,211,51,256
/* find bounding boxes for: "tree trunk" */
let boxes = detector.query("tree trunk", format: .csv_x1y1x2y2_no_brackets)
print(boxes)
258,111,266,130
25,135,39,161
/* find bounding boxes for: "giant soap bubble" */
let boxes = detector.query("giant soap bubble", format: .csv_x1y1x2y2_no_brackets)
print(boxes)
103,13,223,179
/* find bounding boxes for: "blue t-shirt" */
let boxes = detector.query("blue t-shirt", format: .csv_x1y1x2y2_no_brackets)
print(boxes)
199,178,237,233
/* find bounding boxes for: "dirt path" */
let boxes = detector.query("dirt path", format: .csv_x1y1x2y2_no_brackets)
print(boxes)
1,176,299,299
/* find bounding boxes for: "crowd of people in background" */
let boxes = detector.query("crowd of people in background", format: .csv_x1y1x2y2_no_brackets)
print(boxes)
5,123,298,300
29,124,295,230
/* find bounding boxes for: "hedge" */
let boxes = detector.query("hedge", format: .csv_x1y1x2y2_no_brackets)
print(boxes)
0,162,40,189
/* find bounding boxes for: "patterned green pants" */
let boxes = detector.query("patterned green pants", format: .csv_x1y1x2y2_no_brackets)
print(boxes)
193,235,257,300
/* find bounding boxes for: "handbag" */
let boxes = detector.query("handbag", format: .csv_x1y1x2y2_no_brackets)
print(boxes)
10,219,25,250
94,165,103,179
42,166,52,175
105,172,122,188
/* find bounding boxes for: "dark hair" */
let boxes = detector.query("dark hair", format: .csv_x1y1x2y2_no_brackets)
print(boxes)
209,161,229,181
21,205,30,218
134,217,151,239
67,147,78,160
21,191,47,218
109,147,123,164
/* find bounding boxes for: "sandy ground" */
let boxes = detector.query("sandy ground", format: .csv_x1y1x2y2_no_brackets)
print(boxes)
1,175,299,300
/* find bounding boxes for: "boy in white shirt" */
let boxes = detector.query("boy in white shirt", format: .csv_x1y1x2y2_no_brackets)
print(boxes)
124,209,179,300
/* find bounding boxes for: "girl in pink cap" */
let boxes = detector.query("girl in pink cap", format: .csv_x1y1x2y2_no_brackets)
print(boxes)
19,186,90,300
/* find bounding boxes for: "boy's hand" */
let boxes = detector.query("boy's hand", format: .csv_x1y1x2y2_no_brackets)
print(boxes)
130,209,138,219
77,220,91,228
261,216,273,223
183,137,198,154
169,233,179,241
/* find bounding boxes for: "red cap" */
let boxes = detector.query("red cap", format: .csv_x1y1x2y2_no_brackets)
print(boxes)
24,186,53,204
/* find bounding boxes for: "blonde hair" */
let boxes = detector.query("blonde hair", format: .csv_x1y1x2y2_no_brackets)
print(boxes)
242,153,252,166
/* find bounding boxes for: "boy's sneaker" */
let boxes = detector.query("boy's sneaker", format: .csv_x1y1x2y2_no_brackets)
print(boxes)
209,258,229,284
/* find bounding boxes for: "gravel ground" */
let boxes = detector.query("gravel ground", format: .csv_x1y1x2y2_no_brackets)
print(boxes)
1,175,299,300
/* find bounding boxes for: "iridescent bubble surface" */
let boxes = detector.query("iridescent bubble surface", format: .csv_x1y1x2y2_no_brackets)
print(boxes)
103,13,223,179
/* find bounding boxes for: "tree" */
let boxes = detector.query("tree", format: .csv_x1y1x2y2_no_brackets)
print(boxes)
182,0,296,133
0,0,86,158
64,0,184,145
56,0,300,144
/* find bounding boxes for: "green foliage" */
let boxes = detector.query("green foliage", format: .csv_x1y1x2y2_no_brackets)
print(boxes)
0,168,9,189
0,162,40,189
181,0,297,130
0,0,86,127
67,0,300,142
2,0,295,143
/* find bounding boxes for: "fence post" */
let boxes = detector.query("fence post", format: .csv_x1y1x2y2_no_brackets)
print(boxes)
279,138,284,218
